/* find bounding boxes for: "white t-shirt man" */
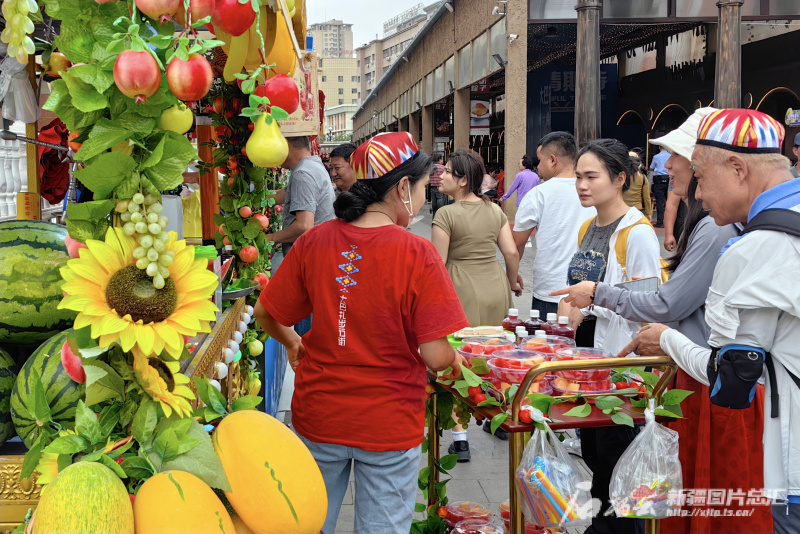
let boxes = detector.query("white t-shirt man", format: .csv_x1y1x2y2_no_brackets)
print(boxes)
514,177,596,303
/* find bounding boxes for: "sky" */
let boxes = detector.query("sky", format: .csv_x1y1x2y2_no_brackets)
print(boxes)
305,0,430,50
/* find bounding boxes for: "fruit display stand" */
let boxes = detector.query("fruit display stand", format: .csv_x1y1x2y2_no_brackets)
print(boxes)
426,356,678,534
0,296,249,532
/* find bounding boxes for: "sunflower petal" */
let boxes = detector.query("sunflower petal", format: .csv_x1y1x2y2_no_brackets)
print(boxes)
119,325,138,352
135,324,155,355
173,385,195,400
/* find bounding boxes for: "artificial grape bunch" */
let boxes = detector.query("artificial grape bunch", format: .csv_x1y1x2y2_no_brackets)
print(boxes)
453,400,472,430
0,0,37,64
116,193,173,289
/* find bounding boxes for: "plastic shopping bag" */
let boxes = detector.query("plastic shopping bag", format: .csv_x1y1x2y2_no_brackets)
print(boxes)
0,57,39,123
182,185,202,239
601,311,640,356
610,399,683,519
515,409,592,528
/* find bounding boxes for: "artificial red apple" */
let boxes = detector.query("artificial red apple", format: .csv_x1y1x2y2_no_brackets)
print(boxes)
254,272,269,290
239,245,258,263
45,52,71,77
255,74,300,115
166,53,213,101
239,206,252,218
64,234,88,258
175,0,215,25
61,340,86,384
211,0,255,37
253,213,269,230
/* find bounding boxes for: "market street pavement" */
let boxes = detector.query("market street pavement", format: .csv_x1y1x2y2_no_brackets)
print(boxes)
279,200,666,534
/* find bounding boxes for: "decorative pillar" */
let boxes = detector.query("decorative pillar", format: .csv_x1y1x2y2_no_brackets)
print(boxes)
453,87,470,151
409,111,421,144
196,116,219,244
421,104,435,155
17,61,40,220
574,0,602,144
504,0,529,224
715,0,743,108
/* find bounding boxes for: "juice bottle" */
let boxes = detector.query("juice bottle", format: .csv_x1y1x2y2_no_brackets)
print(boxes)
524,309,546,335
534,330,546,337
502,308,524,332
540,313,558,335
551,316,576,339
515,326,528,346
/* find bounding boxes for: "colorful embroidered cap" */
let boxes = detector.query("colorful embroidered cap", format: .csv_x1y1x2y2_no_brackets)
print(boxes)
696,109,785,154
350,132,420,180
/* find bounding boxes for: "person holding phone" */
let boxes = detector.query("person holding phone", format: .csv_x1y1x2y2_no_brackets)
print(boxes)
551,109,771,534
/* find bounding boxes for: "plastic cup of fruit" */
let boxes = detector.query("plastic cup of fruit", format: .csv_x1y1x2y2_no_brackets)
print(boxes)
553,347,614,380
520,335,576,355
444,502,492,529
499,501,555,533
552,376,616,402
452,518,506,534
458,336,513,364
487,349,549,388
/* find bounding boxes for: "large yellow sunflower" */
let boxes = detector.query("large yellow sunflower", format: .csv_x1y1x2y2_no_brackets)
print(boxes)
58,228,219,360
132,348,195,418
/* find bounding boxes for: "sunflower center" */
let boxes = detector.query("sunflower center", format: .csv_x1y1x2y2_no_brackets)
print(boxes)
148,357,176,391
106,266,178,324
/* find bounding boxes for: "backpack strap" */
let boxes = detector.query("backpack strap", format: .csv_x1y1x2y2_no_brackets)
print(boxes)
614,217,670,283
578,216,595,247
743,208,800,238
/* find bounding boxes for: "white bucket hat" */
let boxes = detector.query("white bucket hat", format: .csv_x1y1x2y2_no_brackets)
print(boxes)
650,107,718,161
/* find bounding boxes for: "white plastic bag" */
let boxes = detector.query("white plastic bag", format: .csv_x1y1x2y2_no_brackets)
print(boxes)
514,409,592,528
1,57,39,123
601,311,640,355
609,399,683,519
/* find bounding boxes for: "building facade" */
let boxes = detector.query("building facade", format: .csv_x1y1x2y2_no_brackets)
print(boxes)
318,57,360,107
308,19,354,58
324,104,359,141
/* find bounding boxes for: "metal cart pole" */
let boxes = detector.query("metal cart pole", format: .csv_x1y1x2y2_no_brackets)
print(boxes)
428,355,678,534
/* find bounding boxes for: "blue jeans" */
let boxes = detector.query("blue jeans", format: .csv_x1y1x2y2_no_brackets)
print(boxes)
295,432,422,534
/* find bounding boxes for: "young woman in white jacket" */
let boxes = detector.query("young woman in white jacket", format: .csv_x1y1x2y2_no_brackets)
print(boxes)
560,138,661,534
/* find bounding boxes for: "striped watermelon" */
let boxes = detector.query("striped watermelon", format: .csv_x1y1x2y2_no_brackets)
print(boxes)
0,347,16,447
0,221,77,345
10,330,85,448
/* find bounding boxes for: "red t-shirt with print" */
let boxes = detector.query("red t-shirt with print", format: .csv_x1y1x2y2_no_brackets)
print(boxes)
259,219,468,452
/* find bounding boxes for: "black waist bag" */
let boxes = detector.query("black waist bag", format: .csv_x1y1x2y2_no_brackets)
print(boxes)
706,346,764,410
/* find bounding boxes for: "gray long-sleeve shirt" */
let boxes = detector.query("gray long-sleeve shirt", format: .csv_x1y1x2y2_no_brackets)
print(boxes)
593,216,739,347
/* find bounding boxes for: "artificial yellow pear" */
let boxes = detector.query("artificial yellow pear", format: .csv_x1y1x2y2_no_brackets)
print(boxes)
245,114,289,168
158,103,194,134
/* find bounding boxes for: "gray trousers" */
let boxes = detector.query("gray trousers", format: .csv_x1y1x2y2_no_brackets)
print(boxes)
774,502,800,534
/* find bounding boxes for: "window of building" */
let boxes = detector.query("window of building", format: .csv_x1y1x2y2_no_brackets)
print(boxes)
339,99,344,105
338,88,344,94
352,99,358,104
357,60,360,67
319,59,323,68
351,76,358,82
338,76,344,82
322,76,326,82
352,88,357,93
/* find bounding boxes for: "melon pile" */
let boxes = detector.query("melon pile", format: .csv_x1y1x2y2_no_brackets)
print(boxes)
24,410,328,534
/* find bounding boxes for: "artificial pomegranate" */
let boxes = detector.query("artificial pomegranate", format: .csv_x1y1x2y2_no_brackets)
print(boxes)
239,206,252,218
175,0,215,25
211,0,255,37
60,341,86,384
255,74,300,115
135,0,180,23
166,53,212,101
113,50,162,104
239,246,258,264
253,213,269,230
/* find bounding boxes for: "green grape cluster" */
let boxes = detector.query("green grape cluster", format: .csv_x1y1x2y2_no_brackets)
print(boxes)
0,0,37,64
116,193,173,289
454,401,472,430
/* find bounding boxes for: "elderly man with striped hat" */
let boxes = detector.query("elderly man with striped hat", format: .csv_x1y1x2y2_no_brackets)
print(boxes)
621,109,800,533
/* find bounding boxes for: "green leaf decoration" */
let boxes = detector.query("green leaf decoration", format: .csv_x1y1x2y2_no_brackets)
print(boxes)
27,368,52,427
74,152,137,198
594,395,624,411
55,23,96,64
231,396,263,412
142,135,166,169
242,217,263,240
122,456,156,480
477,397,503,408
97,404,122,439
657,404,684,418
61,70,107,113
611,411,635,427
459,365,483,387
83,361,125,407
142,132,197,191
563,402,592,418
526,392,558,415
114,173,141,200
629,397,648,408
132,400,158,444
439,454,459,471
19,434,46,481
270,106,289,121
640,371,661,388
149,421,231,491
116,111,159,134
660,389,693,406
67,199,116,222
69,63,116,93
40,0,89,20
74,118,131,161
490,412,509,435
44,434,88,455
470,357,490,376
75,400,103,445
64,220,95,243
98,453,128,478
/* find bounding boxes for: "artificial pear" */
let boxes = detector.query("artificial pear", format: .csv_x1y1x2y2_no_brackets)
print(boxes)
245,113,289,168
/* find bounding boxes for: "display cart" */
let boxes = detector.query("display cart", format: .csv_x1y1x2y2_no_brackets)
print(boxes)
426,355,678,534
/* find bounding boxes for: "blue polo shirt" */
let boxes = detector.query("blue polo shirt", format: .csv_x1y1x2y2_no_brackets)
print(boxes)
720,178,800,256
650,151,670,176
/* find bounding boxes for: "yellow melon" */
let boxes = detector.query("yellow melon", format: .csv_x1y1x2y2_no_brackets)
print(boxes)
232,515,255,534
212,410,327,534
133,470,235,534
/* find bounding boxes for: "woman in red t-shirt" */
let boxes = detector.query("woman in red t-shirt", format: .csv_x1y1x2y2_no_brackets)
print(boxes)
255,132,469,534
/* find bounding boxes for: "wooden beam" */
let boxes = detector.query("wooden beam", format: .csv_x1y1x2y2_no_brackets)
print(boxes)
18,61,41,220
196,117,219,243
575,0,602,144
715,1,743,108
